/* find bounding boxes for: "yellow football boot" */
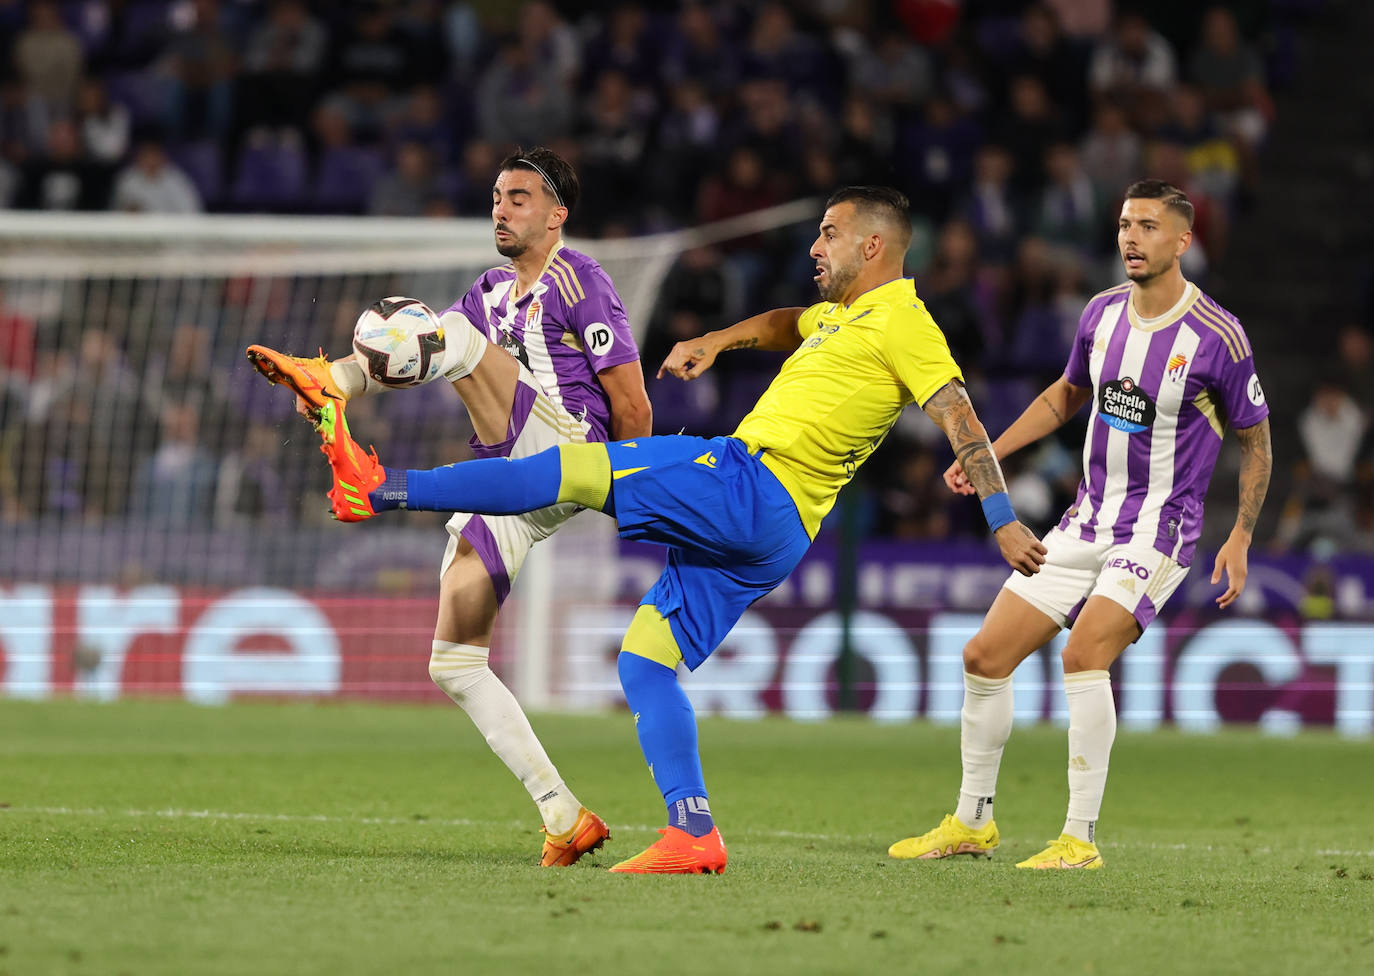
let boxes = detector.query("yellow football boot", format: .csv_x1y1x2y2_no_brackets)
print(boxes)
1015,833,1104,870
888,813,999,860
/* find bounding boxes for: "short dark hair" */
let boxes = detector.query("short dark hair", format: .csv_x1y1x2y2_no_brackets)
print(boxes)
1123,179,1194,228
824,185,913,249
499,146,579,214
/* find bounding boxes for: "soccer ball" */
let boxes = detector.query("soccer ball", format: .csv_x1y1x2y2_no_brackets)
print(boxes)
352,297,447,387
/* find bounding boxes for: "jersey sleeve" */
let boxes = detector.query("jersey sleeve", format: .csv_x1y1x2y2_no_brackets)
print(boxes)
1064,300,1097,388
570,266,640,372
883,305,964,407
445,281,492,342
796,302,824,340
1214,344,1269,430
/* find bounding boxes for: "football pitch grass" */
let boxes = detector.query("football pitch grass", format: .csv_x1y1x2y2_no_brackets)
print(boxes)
2,699,1370,976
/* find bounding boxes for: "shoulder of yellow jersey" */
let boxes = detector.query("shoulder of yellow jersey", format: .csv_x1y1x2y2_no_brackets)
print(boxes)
854,279,928,322
797,301,837,337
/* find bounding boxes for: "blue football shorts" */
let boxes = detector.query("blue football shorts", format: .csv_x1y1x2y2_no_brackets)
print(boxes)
605,435,811,670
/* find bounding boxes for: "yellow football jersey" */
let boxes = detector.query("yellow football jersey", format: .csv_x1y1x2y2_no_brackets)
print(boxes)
732,277,962,537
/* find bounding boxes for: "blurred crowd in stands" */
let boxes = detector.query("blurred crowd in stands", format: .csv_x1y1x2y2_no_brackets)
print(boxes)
1,0,1372,557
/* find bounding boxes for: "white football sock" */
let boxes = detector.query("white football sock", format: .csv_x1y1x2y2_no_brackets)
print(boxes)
429,641,582,834
1063,669,1115,844
436,310,489,381
955,671,1013,828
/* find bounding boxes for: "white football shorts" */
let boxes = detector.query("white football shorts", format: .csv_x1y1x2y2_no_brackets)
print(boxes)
1002,527,1190,634
440,365,591,604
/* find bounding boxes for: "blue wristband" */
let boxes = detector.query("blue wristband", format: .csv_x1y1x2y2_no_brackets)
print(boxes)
981,491,1016,532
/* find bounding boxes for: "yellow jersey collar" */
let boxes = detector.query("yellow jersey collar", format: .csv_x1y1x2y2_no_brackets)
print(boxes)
832,276,913,314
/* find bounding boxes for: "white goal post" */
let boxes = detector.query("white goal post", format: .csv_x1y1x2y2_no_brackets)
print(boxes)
0,200,820,707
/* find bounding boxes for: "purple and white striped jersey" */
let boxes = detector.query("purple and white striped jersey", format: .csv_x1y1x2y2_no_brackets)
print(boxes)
444,242,640,443
1058,281,1268,567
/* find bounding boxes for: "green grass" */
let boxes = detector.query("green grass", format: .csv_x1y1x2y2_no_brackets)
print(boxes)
1,699,1370,976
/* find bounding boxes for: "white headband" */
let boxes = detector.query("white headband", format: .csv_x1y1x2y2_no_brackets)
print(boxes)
518,158,565,209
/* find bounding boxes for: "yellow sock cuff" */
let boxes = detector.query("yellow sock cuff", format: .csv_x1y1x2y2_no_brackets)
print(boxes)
621,604,684,669
555,443,611,510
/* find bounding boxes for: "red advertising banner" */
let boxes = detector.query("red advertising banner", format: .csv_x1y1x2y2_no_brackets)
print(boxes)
2,585,1371,735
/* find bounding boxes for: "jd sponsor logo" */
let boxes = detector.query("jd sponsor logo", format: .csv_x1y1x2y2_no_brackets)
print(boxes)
586,322,615,356
1099,376,1156,433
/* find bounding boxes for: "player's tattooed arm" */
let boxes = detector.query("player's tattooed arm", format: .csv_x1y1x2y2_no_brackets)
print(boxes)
718,337,760,352
1212,417,1271,608
925,380,1048,575
922,381,1007,500
1233,417,1272,537
657,307,805,381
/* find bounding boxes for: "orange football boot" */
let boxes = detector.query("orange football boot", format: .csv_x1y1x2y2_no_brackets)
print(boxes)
608,826,727,875
315,400,384,522
244,345,345,419
540,807,611,867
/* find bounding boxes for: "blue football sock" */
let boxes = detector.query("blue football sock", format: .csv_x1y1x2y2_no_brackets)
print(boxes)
369,468,407,512
616,651,713,836
668,796,715,836
381,448,562,515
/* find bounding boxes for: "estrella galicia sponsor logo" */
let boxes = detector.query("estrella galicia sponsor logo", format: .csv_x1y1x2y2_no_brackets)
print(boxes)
1098,376,1156,433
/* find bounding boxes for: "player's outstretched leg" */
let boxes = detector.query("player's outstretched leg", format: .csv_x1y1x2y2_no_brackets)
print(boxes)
315,399,387,520
316,403,611,522
608,610,726,875
245,345,349,420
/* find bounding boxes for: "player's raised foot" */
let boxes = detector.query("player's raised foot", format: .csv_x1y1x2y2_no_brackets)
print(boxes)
888,813,999,860
1015,833,1104,870
540,807,611,867
316,400,384,522
244,345,345,418
608,826,727,875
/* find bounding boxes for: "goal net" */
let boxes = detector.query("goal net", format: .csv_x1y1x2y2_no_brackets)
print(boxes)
0,202,820,705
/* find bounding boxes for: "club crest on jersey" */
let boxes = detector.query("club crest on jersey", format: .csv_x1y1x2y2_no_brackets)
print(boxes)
1167,353,1189,382
525,299,542,331
1099,376,1156,434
